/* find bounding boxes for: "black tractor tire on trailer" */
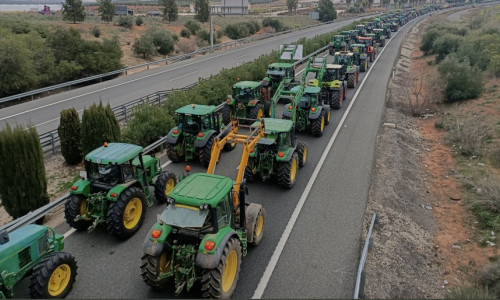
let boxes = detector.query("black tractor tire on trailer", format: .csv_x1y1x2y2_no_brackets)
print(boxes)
277,153,299,189
106,186,147,239
64,194,93,231
347,73,356,88
248,103,264,120
359,58,366,72
223,141,237,152
331,89,342,110
140,249,173,290
244,158,259,182
311,111,325,137
29,251,77,299
198,135,215,167
154,171,177,204
166,142,183,163
201,237,242,299
222,104,232,125
246,205,265,246
297,141,308,167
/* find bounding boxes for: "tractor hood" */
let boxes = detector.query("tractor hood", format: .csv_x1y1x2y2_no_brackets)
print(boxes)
0,225,48,270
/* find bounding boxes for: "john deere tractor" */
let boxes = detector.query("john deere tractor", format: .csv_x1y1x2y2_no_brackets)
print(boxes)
166,104,234,167
222,81,270,125
65,142,177,239
320,64,348,109
373,28,386,47
329,35,347,55
356,36,376,62
0,224,77,299
333,51,360,89
141,119,267,298
382,24,392,38
350,43,369,72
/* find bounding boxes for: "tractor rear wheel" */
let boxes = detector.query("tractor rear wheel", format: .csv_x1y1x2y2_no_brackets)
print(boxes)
311,111,325,137
331,89,342,110
359,58,366,72
347,73,356,88
29,252,77,299
107,187,146,239
278,153,298,189
324,106,331,125
154,171,177,204
201,238,242,298
222,104,231,125
380,39,385,47
64,194,93,231
198,135,215,167
244,158,259,182
297,141,308,167
264,101,272,117
166,142,183,163
140,249,173,290
249,103,264,120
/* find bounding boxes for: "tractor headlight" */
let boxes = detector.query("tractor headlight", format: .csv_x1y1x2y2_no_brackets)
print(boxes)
167,197,175,204
199,204,209,210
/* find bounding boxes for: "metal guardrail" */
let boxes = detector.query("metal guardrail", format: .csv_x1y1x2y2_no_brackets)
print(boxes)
354,213,378,299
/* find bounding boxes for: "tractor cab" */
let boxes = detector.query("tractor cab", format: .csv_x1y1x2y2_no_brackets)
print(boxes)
266,63,295,81
341,31,352,43
175,105,220,134
355,24,366,36
323,64,343,83
224,81,269,124
382,24,392,38
373,28,386,47
232,82,260,103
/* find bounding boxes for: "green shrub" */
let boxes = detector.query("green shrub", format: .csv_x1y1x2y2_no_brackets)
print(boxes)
133,34,156,58
196,28,210,47
0,124,49,219
92,26,101,37
184,19,201,35
438,55,482,102
81,102,121,156
122,104,175,147
150,28,176,55
443,113,490,157
118,15,133,28
224,23,250,39
58,108,82,165
180,28,191,37
262,18,286,32
432,33,463,62
480,264,500,298
136,16,143,26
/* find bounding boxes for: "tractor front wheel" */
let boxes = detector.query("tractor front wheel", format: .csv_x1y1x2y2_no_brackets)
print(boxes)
297,141,308,167
248,103,264,120
198,135,215,167
107,187,146,239
347,73,356,88
359,58,367,72
154,171,177,204
140,249,173,290
278,153,298,189
244,158,259,182
29,251,77,299
201,238,242,298
222,104,232,125
166,142,183,163
311,111,325,137
64,194,92,231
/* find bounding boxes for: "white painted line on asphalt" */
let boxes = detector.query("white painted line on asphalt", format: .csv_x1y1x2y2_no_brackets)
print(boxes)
169,71,197,81
63,228,76,239
161,160,172,168
252,20,401,299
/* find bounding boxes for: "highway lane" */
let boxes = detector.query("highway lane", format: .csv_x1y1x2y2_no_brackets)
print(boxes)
0,15,375,134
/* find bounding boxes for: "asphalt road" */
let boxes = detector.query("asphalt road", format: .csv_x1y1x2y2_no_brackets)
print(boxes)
9,12,426,299
0,15,376,134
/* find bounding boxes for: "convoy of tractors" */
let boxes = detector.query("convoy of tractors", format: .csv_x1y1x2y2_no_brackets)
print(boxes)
0,4,450,299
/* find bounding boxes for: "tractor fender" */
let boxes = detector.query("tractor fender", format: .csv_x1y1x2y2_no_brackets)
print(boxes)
246,203,263,244
142,223,173,256
276,148,296,162
194,130,217,148
69,179,91,196
247,99,260,107
106,181,139,201
166,127,181,144
196,228,238,269
308,106,323,120
282,108,293,119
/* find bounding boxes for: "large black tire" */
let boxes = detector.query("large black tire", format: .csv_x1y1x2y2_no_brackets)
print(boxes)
166,142,183,163
380,39,385,47
106,186,146,239
29,251,77,299
201,237,242,298
64,194,92,231
246,206,265,246
154,171,177,204
359,58,366,72
244,158,259,182
331,89,342,110
198,135,215,167
248,103,264,120
323,106,331,125
223,141,237,152
347,73,356,88
140,249,173,290
311,111,325,137
264,101,272,117
222,104,231,125
277,153,298,189
297,141,308,167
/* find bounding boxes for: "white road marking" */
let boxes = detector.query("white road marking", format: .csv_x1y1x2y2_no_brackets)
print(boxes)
161,160,172,168
169,71,197,81
63,228,76,239
252,20,400,299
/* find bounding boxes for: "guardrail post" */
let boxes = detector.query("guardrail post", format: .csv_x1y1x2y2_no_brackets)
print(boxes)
122,105,127,122
157,92,161,104
50,132,55,154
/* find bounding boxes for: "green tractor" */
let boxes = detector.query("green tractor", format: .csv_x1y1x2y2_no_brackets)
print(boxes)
0,224,77,299
333,51,360,89
282,86,331,137
356,36,376,62
382,24,392,39
329,35,347,55
65,142,177,239
372,28,387,47
166,104,234,167
350,43,369,73
355,24,367,37
341,30,353,44
141,120,267,298
222,80,270,125
319,64,348,109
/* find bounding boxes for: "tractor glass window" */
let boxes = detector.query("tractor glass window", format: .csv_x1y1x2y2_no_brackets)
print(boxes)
159,204,209,228
183,115,201,133
217,200,229,228
88,163,121,185
298,94,312,109
201,115,211,131
235,87,254,101
122,164,134,182
324,69,337,82
278,133,291,149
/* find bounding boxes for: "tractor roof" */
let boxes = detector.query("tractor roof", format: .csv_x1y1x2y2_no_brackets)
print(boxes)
341,31,351,34
365,33,375,37
0,225,48,263
351,43,366,47
268,62,294,68
303,86,321,94
169,173,233,207
358,36,373,40
334,34,344,37
251,118,293,134
175,104,216,116
233,81,261,89
373,28,383,32
85,143,143,164
326,64,342,69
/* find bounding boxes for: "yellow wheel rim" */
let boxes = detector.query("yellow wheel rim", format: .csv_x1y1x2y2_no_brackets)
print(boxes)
165,178,175,196
80,199,91,220
302,147,308,165
320,116,325,132
256,214,264,237
48,264,71,296
257,108,264,119
176,142,183,156
123,197,143,230
222,250,238,293
327,110,331,123
159,251,171,274
290,157,297,181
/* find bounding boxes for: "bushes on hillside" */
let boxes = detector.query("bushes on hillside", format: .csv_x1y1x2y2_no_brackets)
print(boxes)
438,55,483,103
262,18,287,32
122,104,175,147
118,15,133,28
133,27,176,58
184,19,201,35
224,21,260,39
0,124,49,219
58,108,82,165
81,102,121,156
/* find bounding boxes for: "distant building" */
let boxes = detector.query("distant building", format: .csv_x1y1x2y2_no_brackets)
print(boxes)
115,6,134,15
211,0,249,15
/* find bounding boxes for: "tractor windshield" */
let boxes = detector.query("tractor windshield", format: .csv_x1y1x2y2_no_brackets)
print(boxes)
233,87,255,102
177,114,210,133
159,204,210,228
267,66,286,79
334,36,343,42
87,162,122,185
323,69,338,81
298,94,312,109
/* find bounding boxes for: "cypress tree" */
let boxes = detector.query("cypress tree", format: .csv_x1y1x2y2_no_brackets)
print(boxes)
81,102,121,156
0,124,49,219
58,108,82,165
